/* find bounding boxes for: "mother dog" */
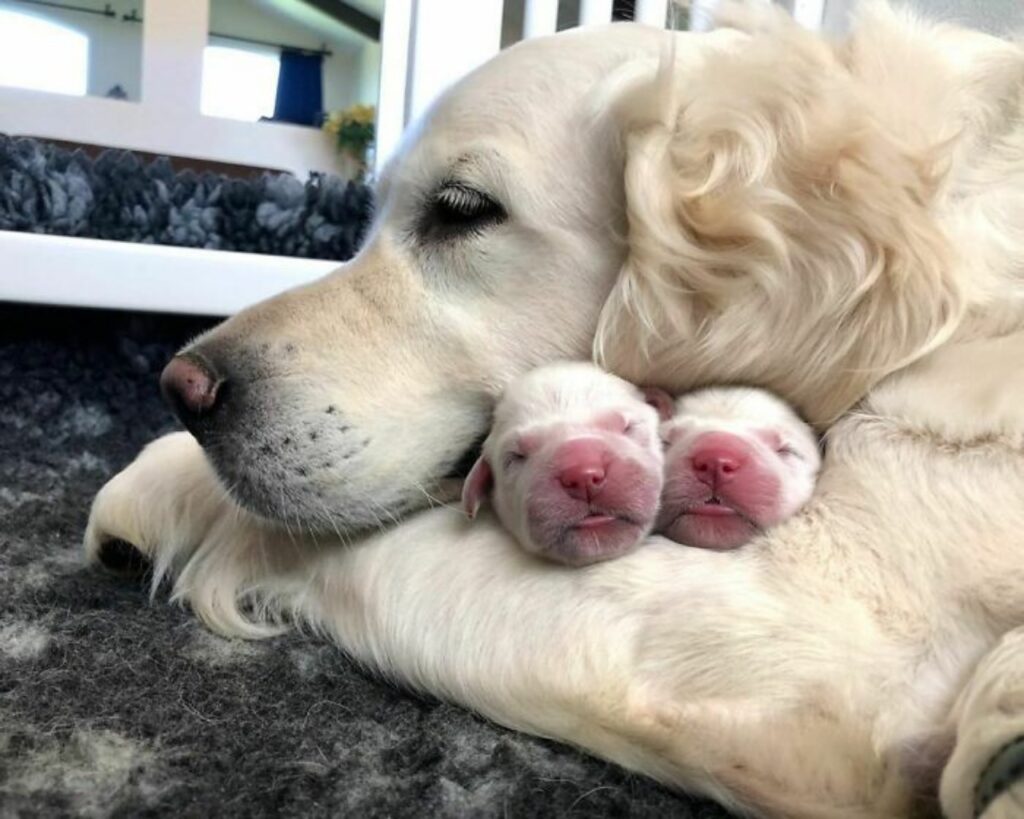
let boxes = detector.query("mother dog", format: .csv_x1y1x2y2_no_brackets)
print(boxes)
86,4,1024,817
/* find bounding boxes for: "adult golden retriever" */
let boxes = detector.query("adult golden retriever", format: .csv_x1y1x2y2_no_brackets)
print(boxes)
86,4,1024,816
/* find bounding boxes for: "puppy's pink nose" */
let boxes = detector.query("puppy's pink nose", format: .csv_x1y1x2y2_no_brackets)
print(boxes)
555,439,608,501
559,463,606,500
690,433,748,488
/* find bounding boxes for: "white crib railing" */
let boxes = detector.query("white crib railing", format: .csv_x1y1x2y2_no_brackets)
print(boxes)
375,0,678,172
524,0,560,38
373,0,820,173
791,0,827,28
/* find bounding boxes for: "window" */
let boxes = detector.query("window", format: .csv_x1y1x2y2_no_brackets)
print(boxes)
201,45,281,122
0,10,88,96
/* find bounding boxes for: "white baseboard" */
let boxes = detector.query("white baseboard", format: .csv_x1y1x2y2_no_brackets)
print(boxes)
0,230,339,316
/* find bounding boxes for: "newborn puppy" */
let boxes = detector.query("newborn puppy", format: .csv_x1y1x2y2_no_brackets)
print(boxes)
462,362,664,567
648,387,821,551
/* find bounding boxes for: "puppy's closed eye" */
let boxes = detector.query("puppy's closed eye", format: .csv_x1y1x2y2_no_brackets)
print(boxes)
420,182,506,242
776,443,802,460
503,450,526,470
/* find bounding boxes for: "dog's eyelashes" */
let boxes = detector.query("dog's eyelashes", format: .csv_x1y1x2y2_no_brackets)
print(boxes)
437,184,494,216
419,182,506,241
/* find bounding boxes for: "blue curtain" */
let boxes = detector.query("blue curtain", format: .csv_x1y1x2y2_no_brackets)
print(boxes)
274,50,324,127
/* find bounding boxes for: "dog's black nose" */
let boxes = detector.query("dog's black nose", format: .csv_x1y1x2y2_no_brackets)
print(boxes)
160,353,222,429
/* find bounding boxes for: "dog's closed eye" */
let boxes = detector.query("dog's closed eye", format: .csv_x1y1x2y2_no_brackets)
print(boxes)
419,182,506,242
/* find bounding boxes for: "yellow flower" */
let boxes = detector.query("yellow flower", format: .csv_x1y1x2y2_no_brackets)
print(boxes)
322,110,344,135
351,104,375,125
323,105,374,136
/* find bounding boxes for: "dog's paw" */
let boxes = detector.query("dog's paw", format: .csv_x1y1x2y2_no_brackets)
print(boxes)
975,738,1024,819
84,432,222,573
941,630,1024,819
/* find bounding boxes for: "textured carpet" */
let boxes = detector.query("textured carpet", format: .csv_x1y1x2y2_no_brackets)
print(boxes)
0,136,373,260
0,302,734,818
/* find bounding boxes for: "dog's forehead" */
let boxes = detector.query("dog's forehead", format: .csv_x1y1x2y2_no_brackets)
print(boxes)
386,25,684,177
441,24,667,117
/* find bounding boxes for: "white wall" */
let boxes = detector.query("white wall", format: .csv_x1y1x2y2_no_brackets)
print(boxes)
0,0,381,112
209,0,380,113
0,0,382,178
0,0,337,176
357,40,382,107
0,0,144,100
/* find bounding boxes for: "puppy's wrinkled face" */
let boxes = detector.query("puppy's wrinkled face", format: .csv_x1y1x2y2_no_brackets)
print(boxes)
654,387,820,550
463,362,663,567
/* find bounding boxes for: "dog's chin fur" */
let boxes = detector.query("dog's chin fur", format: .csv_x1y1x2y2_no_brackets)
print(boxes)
85,5,1024,819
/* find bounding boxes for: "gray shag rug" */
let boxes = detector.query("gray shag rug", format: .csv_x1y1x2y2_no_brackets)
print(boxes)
0,303,735,818
0,136,373,260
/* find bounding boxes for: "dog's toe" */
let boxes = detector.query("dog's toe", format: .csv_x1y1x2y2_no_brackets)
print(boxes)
95,538,152,580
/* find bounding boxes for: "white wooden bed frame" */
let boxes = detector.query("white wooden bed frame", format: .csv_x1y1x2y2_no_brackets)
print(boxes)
0,0,824,317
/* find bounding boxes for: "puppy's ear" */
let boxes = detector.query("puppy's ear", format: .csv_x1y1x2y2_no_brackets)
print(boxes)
641,387,675,422
461,457,494,520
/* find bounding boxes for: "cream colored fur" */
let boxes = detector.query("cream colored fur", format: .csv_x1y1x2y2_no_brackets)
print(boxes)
85,4,1024,817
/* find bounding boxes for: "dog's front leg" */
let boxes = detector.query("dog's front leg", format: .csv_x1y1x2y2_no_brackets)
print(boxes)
84,431,305,637
282,523,892,817
85,432,227,570
941,627,1024,819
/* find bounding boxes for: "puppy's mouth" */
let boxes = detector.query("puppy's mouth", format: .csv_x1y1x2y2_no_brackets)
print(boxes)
559,508,649,544
659,494,765,551
687,497,742,518
573,508,641,528
672,496,761,530
574,513,620,530
551,514,646,566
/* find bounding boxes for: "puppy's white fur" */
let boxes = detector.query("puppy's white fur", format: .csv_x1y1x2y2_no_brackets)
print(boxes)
661,386,821,532
464,362,663,564
85,5,1024,818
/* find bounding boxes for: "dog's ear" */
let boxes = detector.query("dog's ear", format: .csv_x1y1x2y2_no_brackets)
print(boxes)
595,19,964,426
461,456,494,520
